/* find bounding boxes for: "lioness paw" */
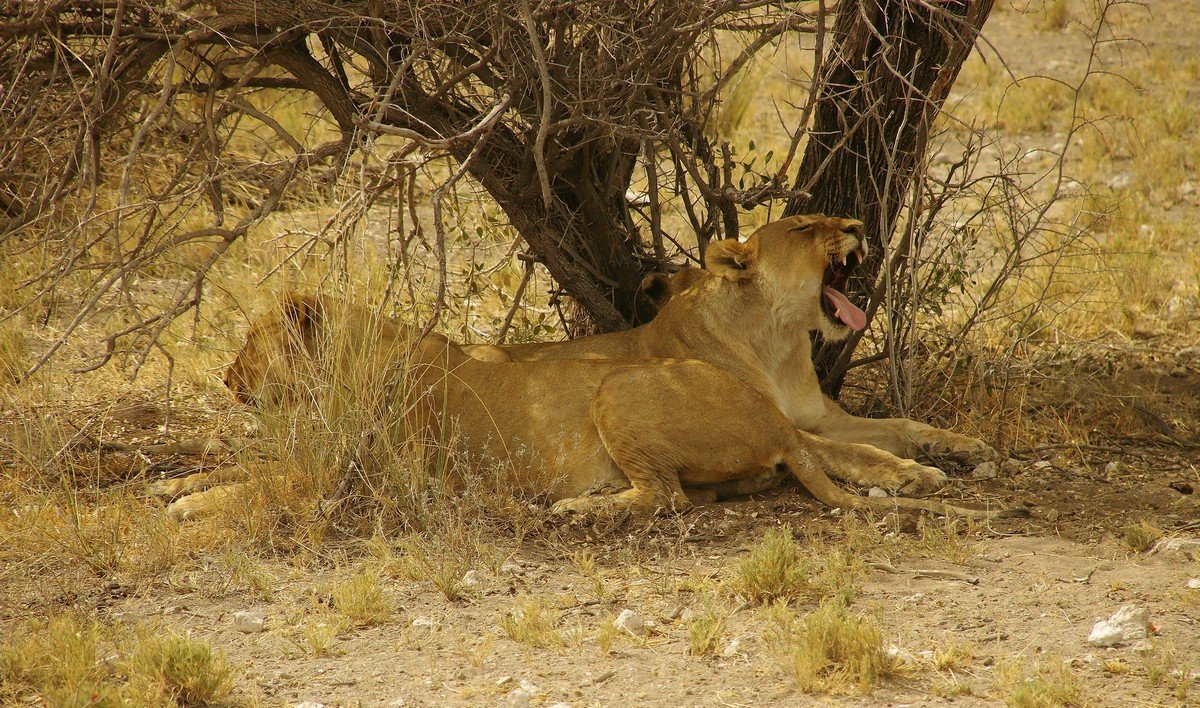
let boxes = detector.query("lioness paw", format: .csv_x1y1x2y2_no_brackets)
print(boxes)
896,462,949,495
918,435,998,466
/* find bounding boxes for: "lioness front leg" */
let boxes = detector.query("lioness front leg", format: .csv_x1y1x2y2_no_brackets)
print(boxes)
813,438,948,495
816,397,997,465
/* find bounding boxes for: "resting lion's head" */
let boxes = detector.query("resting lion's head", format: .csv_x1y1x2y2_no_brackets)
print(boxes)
223,293,323,406
704,214,867,341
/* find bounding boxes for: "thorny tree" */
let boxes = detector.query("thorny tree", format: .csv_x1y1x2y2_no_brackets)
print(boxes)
0,1,991,393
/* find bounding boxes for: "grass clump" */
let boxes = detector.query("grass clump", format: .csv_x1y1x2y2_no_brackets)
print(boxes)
330,569,394,627
736,526,862,605
686,599,728,658
766,599,901,694
500,596,565,648
995,656,1084,707
124,630,236,706
1121,520,1163,552
0,614,235,706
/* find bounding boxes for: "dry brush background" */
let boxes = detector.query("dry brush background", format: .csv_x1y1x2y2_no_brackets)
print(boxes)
2,0,1199,705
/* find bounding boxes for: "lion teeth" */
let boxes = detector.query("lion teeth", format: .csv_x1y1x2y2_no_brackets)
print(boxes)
834,308,842,318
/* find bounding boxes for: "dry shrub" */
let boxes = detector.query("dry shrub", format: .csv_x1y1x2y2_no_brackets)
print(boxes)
0,615,235,706
766,599,901,694
735,526,863,606
994,655,1084,707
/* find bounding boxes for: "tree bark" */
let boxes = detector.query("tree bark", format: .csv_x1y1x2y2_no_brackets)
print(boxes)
786,0,994,396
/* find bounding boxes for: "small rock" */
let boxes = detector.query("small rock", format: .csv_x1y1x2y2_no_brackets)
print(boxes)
1151,538,1200,556
1178,181,1196,198
293,703,325,708
1087,605,1150,647
614,609,646,637
461,570,480,587
1170,366,1189,378
1187,578,1200,590
518,679,539,694
1104,461,1121,475
1032,460,1053,470
500,561,523,574
546,703,571,708
722,637,741,657
970,461,998,480
902,592,925,603
504,688,530,708
868,487,889,498
232,610,265,633
1106,173,1132,190
410,616,436,629
495,676,513,687
1129,639,1154,654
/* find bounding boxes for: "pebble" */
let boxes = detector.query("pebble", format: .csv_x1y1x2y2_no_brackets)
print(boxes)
868,487,889,498
461,570,480,587
722,637,741,658
1187,578,1200,590
1032,461,1053,470
1105,461,1121,475
232,610,265,633
500,561,523,574
1151,538,1200,556
614,609,646,636
410,617,436,629
504,689,530,708
970,461,998,480
293,703,325,708
1087,605,1150,647
1106,173,1132,190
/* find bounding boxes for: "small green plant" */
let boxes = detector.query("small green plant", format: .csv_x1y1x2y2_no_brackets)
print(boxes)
331,569,394,626
766,599,900,694
500,597,564,648
572,549,608,600
736,527,862,605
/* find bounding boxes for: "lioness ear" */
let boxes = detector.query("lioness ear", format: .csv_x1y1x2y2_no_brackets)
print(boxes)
279,293,322,349
638,272,673,309
705,239,757,281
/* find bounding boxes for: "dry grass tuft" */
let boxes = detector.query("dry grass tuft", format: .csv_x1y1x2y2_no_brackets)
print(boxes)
766,599,901,694
500,596,565,648
736,526,862,605
994,656,1084,707
1121,520,1164,552
330,569,395,627
0,614,235,706
686,597,728,657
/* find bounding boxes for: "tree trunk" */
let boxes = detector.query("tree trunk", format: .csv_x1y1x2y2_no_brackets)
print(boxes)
786,0,994,396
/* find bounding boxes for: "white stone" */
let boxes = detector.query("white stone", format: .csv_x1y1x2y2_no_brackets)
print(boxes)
1087,605,1150,647
500,561,523,574
518,679,540,694
1187,578,1200,590
722,637,741,657
461,570,480,587
495,676,513,687
1151,538,1200,555
504,689,530,708
293,703,325,708
1106,173,1132,190
1032,461,1053,470
410,616,436,629
547,703,571,708
868,487,889,498
1105,461,1121,474
232,610,265,633
614,609,646,636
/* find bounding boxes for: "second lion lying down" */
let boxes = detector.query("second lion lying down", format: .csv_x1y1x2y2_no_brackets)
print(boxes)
166,216,1018,520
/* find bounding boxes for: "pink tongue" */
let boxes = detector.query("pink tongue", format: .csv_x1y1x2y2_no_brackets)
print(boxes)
823,286,868,331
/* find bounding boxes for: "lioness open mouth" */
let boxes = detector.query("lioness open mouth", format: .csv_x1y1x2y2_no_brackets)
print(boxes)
821,248,867,331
